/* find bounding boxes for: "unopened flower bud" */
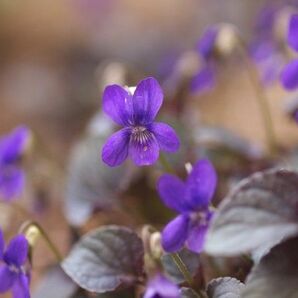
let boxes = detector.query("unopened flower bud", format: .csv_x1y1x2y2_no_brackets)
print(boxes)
24,225,40,247
215,24,238,56
149,231,163,259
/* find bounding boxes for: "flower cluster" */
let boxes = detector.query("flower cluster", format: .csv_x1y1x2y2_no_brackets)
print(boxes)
0,230,30,298
0,126,30,201
102,77,180,167
158,159,217,253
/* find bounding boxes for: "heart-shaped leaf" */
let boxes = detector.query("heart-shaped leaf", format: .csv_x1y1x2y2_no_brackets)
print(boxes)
205,169,298,256
207,277,244,298
62,226,144,293
242,236,298,298
161,248,200,283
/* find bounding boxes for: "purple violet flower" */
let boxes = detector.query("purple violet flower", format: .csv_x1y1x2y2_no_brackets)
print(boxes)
101,77,180,167
158,159,217,253
0,126,30,201
144,274,180,298
0,230,30,298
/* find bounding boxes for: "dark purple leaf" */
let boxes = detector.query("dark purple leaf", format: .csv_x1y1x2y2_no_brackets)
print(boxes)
62,226,144,293
206,169,298,256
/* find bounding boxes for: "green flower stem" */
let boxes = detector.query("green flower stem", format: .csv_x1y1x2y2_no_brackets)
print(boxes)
171,252,193,286
237,37,277,155
20,221,63,263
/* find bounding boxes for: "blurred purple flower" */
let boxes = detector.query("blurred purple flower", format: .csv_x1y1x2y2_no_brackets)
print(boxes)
190,64,216,94
102,77,180,167
0,126,30,201
281,59,298,90
144,274,180,298
191,26,219,94
196,26,218,60
254,5,278,38
158,159,217,253
250,41,284,85
0,230,30,298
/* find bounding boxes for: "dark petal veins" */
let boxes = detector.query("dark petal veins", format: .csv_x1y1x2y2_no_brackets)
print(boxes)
129,130,159,166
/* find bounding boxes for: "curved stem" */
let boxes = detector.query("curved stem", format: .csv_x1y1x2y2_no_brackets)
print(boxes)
171,252,193,286
20,221,63,262
236,37,277,155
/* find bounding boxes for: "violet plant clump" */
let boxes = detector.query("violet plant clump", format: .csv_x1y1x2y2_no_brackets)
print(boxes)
158,159,217,253
0,230,30,298
101,77,180,167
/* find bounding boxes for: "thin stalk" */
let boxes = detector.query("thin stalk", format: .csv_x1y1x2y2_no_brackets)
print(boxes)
237,38,277,155
171,252,193,286
20,221,63,262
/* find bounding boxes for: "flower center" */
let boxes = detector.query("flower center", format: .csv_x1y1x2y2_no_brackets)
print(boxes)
8,264,23,274
189,210,211,226
131,126,152,146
